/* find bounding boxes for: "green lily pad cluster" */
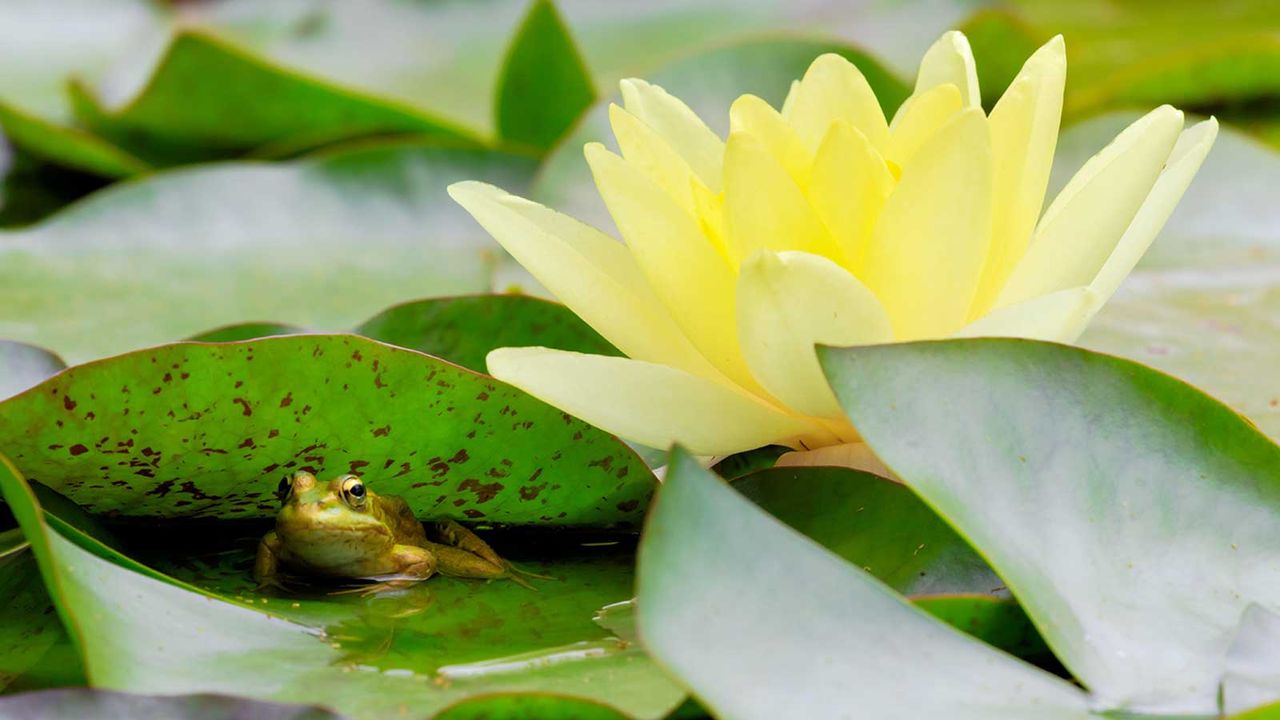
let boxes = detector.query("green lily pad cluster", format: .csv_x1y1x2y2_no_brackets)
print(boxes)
0,0,1278,718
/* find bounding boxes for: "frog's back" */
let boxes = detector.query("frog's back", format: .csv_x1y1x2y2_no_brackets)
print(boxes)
373,493,428,546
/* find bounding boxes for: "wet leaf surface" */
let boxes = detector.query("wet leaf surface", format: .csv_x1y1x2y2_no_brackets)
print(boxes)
0,335,654,526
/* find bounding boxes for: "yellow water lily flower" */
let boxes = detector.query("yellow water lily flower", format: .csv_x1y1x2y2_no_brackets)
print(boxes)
450,31,1217,458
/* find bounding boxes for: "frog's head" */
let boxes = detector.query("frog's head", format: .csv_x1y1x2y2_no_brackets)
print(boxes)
273,471,395,567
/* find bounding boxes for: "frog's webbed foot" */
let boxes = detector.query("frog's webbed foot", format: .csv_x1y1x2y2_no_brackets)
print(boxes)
429,520,556,588
329,579,422,597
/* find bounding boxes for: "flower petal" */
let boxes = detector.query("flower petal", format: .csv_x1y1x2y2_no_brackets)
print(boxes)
863,109,993,339
738,250,893,419
957,287,1099,343
784,53,890,154
995,105,1184,309
620,78,724,191
487,347,831,455
971,35,1066,316
585,143,762,393
886,83,963,169
775,441,895,480
609,103,703,214
914,31,981,109
448,181,722,379
1090,118,1219,303
724,131,840,264
808,121,895,278
729,94,810,184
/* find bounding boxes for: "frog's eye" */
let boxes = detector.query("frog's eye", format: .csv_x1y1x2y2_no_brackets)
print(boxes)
275,476,292,503
340,475,368,509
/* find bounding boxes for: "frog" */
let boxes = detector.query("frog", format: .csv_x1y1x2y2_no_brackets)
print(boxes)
254,470,537,592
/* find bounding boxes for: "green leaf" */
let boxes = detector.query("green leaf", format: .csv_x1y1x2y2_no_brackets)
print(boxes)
0,141,535,363
636,449,1090,719
0,456,683,719
822,338,1280,715
0,334,654,526
70,32,478,165
356,295,619,374
0,340,64,400
1069,116,1280,441
186,323,307,343
0,688,341,719
531,36,909,230
0,101,150,178
495,0,596,151
0,550,79,692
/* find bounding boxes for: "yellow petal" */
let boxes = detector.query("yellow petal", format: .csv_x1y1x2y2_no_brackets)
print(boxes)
737,251,893,419
957,287,1098,343
808,121,895,278
690,179,730,262
863,109,993,339
729,94,810,185
915,30,981,108
723,131,841,263
995,106,1184,309
487,347,831,455
1090,118,1219,303
448,181,721,378
775,442,895,480
886,83,963,169
609,103,701,213
785,53,890,154
971,36,1066,316
620,78,724,192
585,143,761,392
780,80,801,117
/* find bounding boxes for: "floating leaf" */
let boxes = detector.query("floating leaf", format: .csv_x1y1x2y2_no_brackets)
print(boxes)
0,340,64,401
356,295,619,374
187,323,307,343
0,688,342,720
823,338,1280,714
0,102,149,178
0,334,654,526
0,142,535,363
636,449,1090,719
495,0,596,151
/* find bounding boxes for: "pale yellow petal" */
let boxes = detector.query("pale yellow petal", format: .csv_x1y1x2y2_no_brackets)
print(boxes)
586,143,762,392
957,287,1099,343
609,103,703,214
780,80,801,117
448,181,722,378
620,78,724,191
915,30,981,108
723,131,842,263
809,121,895,278
863,109,993,339
487,347,832,455
690,179,730,262
971,35,1067,316
1090,118,1218,302
995,106,1184,308
737,251,893,419
729,94,810,184
786,53,890,154
776,442,895,480
886,83,963,169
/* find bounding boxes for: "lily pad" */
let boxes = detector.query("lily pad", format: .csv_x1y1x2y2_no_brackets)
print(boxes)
0,141,535,363
0,101,150,178
0,455,684,720
0,550,74,692
636,449,1091,719
531,35,910,232
0,340,64,401
0,334,654,526
187,323,307,344
356,296,619,374
495,0,596,151
70,32,476,166
0,688,342,720
823,338,1280,715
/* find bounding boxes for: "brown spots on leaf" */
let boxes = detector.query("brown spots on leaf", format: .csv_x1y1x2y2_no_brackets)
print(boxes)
520,482,548,501
458,478,503,503
162,372,173,383
179,481,218,501
268,429,279,439
372,425,391,438
448,449,469,465
238,438,256,449
233,398,252,416
374,373,387,390
348,460,369,474
617,499,640,513
352,350,364,362
561,412,573,425
452,499,466,507
262,463,280,474
146,480,175,497
476,391,489,401
63,395,77,411
279,392,293,408
68,444,88,456
589,455,615,473
463,509,485,519
394,462,413,478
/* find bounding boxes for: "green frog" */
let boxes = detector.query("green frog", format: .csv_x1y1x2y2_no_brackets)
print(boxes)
254,470,535,592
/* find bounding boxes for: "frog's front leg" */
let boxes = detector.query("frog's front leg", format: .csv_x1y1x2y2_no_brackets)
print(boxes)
429,520,551,588
340,543,438,596
254,531,285,591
